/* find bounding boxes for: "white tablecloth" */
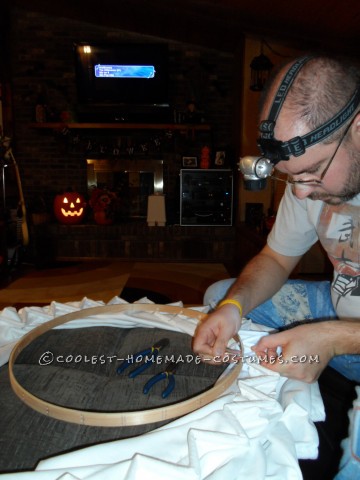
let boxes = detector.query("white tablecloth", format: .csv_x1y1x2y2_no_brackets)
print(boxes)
0,297,325,479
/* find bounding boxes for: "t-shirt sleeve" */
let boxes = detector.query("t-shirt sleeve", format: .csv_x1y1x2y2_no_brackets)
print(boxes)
267,185,319,257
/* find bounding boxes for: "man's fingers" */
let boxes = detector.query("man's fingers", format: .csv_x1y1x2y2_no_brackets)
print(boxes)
197,351,222,365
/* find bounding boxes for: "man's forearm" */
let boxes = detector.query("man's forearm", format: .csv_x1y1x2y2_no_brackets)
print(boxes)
226,245,301,316
331,320,360,355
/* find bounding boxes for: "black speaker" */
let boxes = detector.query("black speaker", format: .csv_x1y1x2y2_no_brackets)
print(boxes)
180,169,233,226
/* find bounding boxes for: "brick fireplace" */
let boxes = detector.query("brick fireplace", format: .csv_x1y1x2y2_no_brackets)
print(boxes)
32,222,238,263
6,7,241,263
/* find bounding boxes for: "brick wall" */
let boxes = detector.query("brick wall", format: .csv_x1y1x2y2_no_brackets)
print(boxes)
32,223,238,263
3,7,240,262
7,7,238,222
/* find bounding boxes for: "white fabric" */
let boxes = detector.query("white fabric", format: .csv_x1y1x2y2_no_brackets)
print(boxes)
268,185,360,318
0,297,325,479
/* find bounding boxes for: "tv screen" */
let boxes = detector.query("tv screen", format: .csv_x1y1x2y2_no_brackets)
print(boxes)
74,42,169,107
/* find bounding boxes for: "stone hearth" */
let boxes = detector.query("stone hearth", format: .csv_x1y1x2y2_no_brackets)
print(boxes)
31,223,237,263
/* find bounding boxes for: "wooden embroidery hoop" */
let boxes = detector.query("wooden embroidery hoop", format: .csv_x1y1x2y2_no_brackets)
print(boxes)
9,303,243,427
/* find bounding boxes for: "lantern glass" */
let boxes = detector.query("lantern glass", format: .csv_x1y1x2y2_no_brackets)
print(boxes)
250,53,273,91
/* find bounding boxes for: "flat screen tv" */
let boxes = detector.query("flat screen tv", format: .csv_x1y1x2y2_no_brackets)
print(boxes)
74,42,169,108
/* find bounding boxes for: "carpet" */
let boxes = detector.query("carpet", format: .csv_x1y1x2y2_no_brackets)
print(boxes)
0,324,227,472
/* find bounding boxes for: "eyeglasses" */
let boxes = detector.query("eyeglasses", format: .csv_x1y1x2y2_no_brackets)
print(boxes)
270,114,355,188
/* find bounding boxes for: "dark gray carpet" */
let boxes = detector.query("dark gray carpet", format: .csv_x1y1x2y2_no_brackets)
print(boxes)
0,325,226,473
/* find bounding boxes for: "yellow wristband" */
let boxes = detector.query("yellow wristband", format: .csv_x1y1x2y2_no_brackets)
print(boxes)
217,299,243,317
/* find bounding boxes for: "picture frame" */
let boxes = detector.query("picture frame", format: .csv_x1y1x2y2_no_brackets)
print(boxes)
182,156,198,168
214,150,226,167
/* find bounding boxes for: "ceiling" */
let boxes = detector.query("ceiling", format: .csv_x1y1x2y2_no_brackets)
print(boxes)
8,0,360,54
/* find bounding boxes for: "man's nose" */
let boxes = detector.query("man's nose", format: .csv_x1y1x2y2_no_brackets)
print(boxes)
291,183,315,199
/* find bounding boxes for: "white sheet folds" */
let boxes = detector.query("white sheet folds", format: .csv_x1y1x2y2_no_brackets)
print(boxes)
0,297,325,479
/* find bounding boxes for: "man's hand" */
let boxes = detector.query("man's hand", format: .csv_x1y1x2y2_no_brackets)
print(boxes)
251,322,337,383
192,304,242,364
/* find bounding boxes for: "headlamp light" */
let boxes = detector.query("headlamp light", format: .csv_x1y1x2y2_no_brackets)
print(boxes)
238,156,274,191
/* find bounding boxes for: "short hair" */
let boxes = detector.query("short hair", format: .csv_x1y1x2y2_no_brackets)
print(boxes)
260,54,360,144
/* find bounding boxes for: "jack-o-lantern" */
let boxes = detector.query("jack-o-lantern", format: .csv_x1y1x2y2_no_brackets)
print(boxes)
53,192,86,225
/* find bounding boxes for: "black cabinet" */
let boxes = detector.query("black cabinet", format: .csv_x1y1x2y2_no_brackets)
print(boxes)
180,169,233,226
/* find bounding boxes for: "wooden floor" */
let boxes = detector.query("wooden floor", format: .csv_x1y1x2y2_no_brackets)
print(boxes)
0,260,231,310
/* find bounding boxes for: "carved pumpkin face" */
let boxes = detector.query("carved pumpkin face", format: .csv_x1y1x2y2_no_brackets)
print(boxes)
53,192,86,225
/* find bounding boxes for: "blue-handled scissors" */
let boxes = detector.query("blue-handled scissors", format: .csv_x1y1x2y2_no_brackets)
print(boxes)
143,361,177,399
116,338,169,378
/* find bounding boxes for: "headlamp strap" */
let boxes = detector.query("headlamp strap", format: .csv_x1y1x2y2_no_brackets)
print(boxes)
259,55,313,138
297,87,360,150
278,86,360,157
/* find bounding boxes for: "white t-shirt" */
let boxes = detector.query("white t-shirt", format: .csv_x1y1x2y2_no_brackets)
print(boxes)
268,185,360,318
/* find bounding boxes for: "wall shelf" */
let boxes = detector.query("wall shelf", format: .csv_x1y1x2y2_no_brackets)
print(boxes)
29,122,211,131
29,122,211,141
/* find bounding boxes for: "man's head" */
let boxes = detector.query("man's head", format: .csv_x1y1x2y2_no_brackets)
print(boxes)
259,55,360,204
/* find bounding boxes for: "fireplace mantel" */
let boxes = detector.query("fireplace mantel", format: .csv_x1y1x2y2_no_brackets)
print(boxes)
30,122,211,137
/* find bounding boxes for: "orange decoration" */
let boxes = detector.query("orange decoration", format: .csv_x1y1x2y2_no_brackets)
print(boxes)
200,145,211,169
89,188,118,225
53,192,86,225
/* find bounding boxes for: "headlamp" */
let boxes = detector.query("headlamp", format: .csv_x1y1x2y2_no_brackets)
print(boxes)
256,83,360,163
238,156,273,191
257,137,291,162
239,55,360,190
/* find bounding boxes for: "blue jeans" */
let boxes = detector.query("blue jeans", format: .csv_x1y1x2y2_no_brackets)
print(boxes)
204,278,360,478
203,278,360,382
